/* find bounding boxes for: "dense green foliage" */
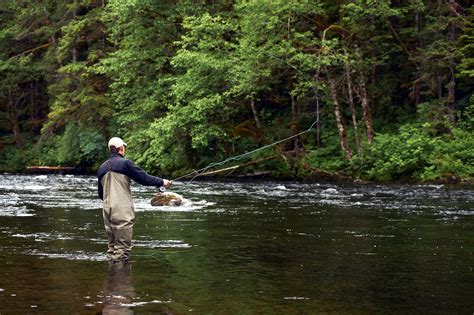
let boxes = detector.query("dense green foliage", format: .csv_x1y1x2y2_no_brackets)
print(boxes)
0,0,473,182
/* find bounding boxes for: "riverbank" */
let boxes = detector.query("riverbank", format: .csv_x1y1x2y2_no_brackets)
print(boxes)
2,120,473,186
8,165,473,187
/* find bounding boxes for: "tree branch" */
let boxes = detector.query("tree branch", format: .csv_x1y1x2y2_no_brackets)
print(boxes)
11,42,52,59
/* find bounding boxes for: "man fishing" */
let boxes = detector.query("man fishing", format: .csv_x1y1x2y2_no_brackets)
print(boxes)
97,137,171,262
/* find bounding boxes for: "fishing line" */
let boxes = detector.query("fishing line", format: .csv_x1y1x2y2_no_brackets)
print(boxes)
161,208,169,239
158,40,322,249
172,118,318,182
171,46,322,183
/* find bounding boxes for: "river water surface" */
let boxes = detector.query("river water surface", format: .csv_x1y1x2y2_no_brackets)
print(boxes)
0,174,473,313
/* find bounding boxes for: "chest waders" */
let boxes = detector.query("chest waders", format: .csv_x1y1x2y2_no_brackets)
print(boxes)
102,159,134,262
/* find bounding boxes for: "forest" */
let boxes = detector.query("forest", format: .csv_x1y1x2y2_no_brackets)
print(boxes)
0,0,473,182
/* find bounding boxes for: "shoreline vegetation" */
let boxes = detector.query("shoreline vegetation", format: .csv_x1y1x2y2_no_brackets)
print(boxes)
10,164,473,186
1,2,473,184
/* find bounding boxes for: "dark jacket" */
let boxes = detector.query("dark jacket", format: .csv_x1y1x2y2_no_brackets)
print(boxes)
97,153,164,200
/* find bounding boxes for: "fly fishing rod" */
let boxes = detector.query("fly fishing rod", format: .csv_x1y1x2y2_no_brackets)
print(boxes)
171,117,319,183
168,46,322,184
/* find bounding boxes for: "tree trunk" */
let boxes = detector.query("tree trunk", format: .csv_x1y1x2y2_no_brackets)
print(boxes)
447,66,456,126
99,118,110,143
345,65,361,154
413,9,421,106
291,94,303,151
250,98,262,130
358,70,374,144
29,81,38,133
327,70,352,160
72,0,78,62
9,92,24,150
436,71,443,99
72,44,77,63
447,0,457,126
313,73,322,148
316,119,321,148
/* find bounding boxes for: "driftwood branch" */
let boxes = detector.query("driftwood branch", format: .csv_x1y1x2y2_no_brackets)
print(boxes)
188,155,278,178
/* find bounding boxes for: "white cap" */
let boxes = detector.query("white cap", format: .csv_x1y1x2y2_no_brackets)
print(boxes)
108,137,127,148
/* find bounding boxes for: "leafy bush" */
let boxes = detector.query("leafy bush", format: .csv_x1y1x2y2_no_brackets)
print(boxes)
357,123,438,181
356,123,474,181
304,141,348,172
0,144,28,173
35,124,106,168
419,128,474,180
34,134,61,166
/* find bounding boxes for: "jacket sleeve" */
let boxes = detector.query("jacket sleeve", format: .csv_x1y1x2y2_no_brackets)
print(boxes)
125,160,164,187
98,179,104,200
97,168,104,200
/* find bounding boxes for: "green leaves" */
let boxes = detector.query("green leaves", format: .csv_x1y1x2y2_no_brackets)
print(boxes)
458,7,474,78
36,123,106,167
0,0,472,181
355,123,474,181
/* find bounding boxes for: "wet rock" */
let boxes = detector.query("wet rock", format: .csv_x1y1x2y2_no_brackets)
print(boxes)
151,192,183,206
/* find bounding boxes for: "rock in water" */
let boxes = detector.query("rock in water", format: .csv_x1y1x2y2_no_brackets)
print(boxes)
151,192,183,206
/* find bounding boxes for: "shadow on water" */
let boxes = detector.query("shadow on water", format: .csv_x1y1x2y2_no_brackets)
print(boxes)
0,174,473,313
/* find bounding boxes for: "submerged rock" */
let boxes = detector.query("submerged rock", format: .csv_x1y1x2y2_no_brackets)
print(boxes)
151,192,183,206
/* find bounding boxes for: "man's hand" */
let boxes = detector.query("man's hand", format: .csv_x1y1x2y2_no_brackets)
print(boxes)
163,179,172,188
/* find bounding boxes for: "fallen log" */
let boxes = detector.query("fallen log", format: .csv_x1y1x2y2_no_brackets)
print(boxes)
235,171,272,178
303,163,354,182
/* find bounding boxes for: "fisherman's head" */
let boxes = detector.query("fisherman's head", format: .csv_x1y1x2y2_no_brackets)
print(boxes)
108,137,127,155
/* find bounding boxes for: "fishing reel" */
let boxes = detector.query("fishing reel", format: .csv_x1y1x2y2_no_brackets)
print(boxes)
159,180,173,192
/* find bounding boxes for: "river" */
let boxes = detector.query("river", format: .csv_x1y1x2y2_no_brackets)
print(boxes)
0,174,473,313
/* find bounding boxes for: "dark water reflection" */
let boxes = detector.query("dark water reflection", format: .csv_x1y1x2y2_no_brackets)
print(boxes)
0,174,473,313
102,262,135,314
